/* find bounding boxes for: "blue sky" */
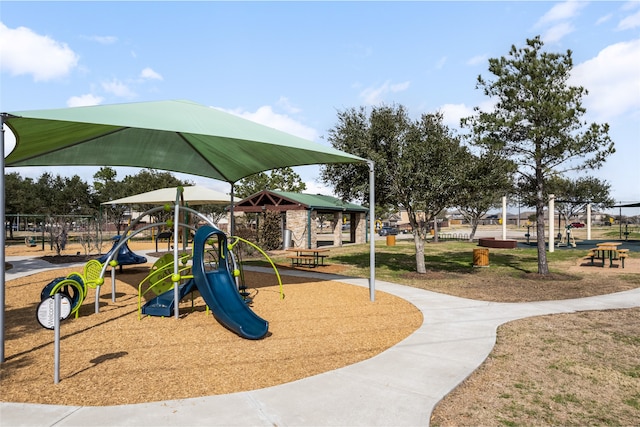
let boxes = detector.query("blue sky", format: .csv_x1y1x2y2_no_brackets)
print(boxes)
1,1,639,210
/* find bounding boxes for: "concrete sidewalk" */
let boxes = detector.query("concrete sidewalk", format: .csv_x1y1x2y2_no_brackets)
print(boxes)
4,255,87,279
2,265,639,426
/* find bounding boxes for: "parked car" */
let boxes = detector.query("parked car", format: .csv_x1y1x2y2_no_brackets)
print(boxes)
570,222,585,228
378,226,399,236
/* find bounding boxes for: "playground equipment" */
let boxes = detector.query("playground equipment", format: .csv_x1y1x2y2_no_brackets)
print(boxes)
97,236,147,272
557,224,577,248
524,223,533,244
137,235,284,318
91,188,279,340
138,236,246,317
32,190,280,340
227,235,284,301
138,252,193,318
38,259,104,320
137,226,270,340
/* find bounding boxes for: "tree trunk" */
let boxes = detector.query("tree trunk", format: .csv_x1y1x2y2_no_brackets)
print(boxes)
414,233,426,274
469,218,479,241
535,170,549,274
432,218,439,243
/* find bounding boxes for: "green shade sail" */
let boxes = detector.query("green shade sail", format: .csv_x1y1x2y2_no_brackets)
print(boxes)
0,100,375,363
4,99,365,183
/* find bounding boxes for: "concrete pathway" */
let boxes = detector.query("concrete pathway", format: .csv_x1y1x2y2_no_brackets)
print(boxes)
2,263,639,426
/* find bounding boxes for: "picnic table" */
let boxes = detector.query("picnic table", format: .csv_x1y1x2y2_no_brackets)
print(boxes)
285,248,330,268
586,242,628,268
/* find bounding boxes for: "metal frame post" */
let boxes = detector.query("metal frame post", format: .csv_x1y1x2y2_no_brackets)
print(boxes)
368,161,375,302
1,115,6,362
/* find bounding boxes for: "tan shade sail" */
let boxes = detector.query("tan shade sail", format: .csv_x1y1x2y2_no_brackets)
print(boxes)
103,186,230,206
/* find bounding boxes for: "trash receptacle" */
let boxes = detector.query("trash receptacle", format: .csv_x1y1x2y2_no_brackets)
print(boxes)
283,229,292,249
473,248,489,267
386,235,396,246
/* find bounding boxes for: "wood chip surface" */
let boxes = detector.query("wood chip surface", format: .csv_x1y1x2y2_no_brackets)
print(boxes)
1,266,422,406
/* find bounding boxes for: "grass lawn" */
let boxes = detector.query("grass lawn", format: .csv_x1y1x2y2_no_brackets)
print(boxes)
261,238,640,426
263,239,640,302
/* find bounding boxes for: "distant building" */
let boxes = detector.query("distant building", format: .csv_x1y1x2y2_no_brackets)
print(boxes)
232,190,368,248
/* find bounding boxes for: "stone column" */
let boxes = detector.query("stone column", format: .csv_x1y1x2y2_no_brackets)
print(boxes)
333,212,343,246
286,210,307,248
309,210,318,248
354,212,366,244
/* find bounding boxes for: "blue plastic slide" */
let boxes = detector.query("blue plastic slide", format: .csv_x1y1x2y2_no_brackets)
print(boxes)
97,235,147,269
141,225,268,339
192,226,269,340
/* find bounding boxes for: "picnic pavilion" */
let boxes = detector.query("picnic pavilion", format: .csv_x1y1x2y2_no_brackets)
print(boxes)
232,190,368,249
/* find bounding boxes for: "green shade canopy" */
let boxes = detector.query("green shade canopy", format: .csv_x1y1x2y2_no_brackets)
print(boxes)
4,99,365,183
0,100,375,363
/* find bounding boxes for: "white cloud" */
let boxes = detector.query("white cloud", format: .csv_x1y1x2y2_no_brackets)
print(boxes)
85,35,117,45
0,22,79,81
222,105,319,141
542,22,575,44
617,10,640,30
140,67,163,80
435,56,447,69
276,96,301,114
596,13,613,26
466,54,487,66
536,0,586,27
534,1,586,44
570,38,640,120
391,81,410,91
303,180,335,196
67,94,104,107
439,103,474,127
359,80,411,105
102,78,136,98
439,99,497,129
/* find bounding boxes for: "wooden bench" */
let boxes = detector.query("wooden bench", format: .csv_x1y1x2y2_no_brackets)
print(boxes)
317,254,329,266
286,255,316,268
617,249,629,269
585,248,599,265
285,248,330,268
618,252,628,268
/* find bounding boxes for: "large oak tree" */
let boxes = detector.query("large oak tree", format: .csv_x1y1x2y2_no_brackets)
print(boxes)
321,104,466,274
234,167,306,199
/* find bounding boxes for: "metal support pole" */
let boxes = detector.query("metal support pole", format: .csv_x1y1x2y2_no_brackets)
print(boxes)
619,206,622,240
502,196,507,240
95,284,101,313
173,190,181,319
587,204,592,240
1,115,6,362
111,267,116,302
549,194,555,252
368,161,376,302
54,293,61,384
229,183,235,235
